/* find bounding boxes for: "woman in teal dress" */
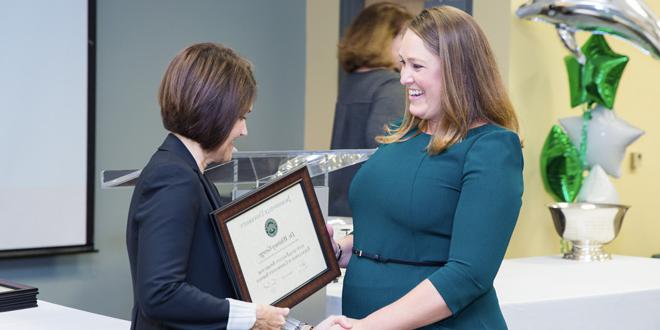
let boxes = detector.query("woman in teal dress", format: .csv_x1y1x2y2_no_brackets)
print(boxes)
331,6,523,330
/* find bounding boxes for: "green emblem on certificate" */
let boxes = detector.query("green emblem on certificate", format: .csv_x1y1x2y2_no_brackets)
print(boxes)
265,218,278,237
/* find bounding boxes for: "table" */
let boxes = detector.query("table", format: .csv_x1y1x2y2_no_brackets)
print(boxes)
0,300,130,329
496,255,660,330
327,255,660,329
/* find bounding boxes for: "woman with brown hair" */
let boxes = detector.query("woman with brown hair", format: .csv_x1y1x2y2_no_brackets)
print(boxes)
332,6,524,329
329,2,412,217
126,43,351,330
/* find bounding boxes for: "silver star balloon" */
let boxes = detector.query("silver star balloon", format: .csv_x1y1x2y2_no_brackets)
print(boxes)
559,106,644,178
516,0,660,59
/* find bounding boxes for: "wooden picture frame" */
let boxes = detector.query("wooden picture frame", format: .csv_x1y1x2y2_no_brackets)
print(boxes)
211,165,340,308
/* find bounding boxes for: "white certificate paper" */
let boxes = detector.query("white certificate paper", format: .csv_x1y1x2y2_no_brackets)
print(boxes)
226,183,327,304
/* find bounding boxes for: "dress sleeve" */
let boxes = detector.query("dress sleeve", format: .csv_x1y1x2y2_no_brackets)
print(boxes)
426,129,524,314
134,163,231,328
365,79,405,148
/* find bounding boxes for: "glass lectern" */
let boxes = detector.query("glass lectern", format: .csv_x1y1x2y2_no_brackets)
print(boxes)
103,149,373,213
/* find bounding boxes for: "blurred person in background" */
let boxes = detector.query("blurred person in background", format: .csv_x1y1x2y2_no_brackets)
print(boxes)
330,2,413,217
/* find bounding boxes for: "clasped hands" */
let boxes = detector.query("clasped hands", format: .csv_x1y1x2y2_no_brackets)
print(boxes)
252,225,359,330
253,304,355,329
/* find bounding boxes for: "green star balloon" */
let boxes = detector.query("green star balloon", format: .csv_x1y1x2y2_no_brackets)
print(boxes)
540,125,584,202
564,35,629,109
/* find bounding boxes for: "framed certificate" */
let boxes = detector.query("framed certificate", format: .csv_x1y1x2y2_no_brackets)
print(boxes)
211,165,340,308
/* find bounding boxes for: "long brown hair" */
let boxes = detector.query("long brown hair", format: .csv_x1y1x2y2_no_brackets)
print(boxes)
377,6,519,154
338,2,412,73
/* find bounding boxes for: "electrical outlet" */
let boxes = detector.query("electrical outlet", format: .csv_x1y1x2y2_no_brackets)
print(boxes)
630,152,642,171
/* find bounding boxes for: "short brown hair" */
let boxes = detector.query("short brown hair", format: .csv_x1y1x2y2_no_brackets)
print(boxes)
338,2,412,73
377,6,519,154
159,43,256,151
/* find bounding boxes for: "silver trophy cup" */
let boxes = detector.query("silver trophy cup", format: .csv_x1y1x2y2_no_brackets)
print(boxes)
548,203,630,261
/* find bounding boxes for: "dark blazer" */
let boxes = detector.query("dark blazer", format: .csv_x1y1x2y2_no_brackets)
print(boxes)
126,134,235,330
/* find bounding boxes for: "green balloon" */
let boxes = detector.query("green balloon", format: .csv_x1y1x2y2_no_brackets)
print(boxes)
540,125,584,202
564,35,629,109
565,55,585,108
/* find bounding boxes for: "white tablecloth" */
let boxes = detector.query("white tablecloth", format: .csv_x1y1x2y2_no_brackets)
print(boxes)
0,300,130,329
327,255,660,329
496,255,660,330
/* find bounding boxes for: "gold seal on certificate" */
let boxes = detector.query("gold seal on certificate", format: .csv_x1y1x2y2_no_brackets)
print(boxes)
211,166,340,308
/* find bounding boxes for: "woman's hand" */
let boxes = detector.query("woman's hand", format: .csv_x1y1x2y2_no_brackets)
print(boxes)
252,304,289,330
330,319,372,330
326,224,353,268
314,315,354,330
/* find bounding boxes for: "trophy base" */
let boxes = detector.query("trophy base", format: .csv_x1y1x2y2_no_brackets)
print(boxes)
563,241,611,262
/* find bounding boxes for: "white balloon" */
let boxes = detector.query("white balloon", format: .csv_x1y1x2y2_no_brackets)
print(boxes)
559,106,644,177
576,165,620,204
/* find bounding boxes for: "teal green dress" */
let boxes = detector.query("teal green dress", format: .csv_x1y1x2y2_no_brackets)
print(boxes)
342,124,523,329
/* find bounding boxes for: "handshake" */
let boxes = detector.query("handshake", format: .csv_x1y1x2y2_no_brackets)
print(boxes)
246,222,358,330
254,304,354,330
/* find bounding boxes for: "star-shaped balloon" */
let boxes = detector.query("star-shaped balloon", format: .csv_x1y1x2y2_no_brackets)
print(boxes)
559,106,644,178
540,125,584,202
564,35,629,109
576,165,620,204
